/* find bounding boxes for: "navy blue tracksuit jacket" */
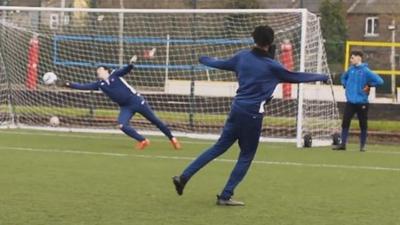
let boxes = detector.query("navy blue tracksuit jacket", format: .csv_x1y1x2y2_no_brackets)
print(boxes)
181,48,328,200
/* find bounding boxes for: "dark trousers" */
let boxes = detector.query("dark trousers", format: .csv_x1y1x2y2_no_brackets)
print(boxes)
181,105,263,200
341,102,369,146
118,97,173,141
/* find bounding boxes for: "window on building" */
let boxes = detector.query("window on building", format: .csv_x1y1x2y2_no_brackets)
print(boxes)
365,17,379,37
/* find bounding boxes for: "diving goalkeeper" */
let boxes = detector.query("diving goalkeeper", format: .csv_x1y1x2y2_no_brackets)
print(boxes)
172,25,329,206
59,55,181,150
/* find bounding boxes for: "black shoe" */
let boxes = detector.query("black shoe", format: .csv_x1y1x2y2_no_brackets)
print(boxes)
332,144,346,151
172,176,187,196
216,195,245,206
360,146,366,152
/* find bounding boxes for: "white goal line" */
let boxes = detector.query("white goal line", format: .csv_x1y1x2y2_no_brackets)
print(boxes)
1,145,400,172
1,129,399,156
2,125,336,146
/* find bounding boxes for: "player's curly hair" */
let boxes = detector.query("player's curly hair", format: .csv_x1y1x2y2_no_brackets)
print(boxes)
252,25,274,47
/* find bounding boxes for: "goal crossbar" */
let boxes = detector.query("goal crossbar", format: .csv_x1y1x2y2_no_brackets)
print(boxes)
0,6,307,14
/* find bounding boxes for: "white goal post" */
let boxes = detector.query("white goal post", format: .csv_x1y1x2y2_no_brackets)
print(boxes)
0,7,340,147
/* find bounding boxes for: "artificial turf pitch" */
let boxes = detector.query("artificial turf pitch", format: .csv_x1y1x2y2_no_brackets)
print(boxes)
0,129,399,225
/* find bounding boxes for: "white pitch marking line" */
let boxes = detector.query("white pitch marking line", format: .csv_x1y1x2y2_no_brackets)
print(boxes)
1,146,400,172
0,130,399,156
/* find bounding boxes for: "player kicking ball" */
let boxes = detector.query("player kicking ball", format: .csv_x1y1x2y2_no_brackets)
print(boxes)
172,25,329,206
58,55,181,150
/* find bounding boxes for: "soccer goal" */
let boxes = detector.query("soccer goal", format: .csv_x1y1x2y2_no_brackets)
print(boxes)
0,7,339,147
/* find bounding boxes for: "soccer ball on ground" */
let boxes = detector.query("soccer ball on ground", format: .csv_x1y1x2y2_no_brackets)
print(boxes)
49,116,60,127
42,72,58,85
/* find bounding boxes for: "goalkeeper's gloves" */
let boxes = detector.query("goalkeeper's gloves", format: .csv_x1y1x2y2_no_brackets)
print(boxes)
56,79,70,87
129,55,138,65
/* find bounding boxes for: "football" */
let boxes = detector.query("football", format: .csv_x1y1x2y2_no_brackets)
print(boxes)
42,72,58,85
49,116,60,127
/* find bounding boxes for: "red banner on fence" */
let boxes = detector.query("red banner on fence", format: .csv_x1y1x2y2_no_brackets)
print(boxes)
26,34,40,90
280,40,294,99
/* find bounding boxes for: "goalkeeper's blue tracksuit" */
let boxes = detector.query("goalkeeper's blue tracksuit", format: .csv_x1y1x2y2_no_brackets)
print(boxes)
339,63,384,148
180,48,328,200
69,65,174,142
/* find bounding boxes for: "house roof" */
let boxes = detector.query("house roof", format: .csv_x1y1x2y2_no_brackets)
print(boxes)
347,0,400,14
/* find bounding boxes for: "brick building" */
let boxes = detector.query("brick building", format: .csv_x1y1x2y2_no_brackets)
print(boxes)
346,0,400,92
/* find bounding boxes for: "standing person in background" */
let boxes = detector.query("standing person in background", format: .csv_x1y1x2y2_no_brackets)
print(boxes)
333,51,384,152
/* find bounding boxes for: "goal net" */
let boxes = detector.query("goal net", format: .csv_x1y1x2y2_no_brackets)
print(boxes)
0,7,339,147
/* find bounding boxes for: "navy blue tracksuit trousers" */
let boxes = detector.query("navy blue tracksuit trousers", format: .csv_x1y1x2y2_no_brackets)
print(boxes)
118,96,173,141
181,104,263,200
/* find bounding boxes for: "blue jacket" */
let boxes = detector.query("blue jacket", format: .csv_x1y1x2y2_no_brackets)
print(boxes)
341,63,384,104
70,65,140,106
200,48,329,114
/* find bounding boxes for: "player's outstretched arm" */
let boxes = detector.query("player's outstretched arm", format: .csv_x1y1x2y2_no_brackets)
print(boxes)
58,80,99,90
365,68,384,87
273,63,328,83
112,55,137,77
199,54,239,72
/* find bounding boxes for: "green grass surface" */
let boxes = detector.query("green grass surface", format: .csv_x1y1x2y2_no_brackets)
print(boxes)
9,105,298,126
0,129,400,225
360,120,400,132
4,104,400,131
